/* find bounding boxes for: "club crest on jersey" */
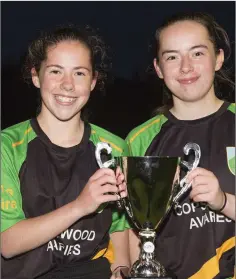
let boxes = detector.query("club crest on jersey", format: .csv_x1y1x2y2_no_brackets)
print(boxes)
226,147,235,175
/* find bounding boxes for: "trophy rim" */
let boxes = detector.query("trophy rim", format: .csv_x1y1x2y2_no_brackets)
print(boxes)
115,156,180,159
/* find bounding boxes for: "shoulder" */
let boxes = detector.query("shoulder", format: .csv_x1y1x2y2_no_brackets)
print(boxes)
1,119,36,153
125,114,167,155
126,114,167,144
226,103,235,114
89,123,128,156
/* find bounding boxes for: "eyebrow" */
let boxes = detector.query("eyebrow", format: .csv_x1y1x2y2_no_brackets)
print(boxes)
46,64,91,71
161,45,209,56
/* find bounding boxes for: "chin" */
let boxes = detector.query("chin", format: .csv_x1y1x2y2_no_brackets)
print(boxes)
53,113,80,122
174,91,209,103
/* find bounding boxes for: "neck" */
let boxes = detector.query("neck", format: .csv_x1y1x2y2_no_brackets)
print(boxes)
170,95,224,120
37,111,84,148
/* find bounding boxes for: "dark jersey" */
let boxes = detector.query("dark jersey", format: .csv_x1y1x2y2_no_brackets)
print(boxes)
126,102,235,279
1,118,130,279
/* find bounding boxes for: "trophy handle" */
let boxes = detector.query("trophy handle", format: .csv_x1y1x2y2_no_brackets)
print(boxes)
173,143,201,208
95,142,124,209
95,142,115,168
181,143,201,172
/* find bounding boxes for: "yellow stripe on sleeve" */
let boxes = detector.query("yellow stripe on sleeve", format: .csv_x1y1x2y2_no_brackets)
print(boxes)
92,240,114,264
129,118,160,143
189,237,235,279
12,127,32,147
99,137,122,153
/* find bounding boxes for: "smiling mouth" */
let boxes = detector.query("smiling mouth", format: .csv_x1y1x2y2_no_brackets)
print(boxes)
54,95,77,105
178,76,199,85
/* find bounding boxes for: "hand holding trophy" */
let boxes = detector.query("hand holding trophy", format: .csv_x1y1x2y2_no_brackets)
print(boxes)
95,142,201,279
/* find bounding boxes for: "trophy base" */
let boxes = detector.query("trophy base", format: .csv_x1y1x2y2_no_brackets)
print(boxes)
122,277,175,279
120,269,176,279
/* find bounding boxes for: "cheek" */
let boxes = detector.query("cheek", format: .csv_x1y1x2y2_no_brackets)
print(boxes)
162,65,179,82
75,79,93,94
41,77,59,93
194,59,215,74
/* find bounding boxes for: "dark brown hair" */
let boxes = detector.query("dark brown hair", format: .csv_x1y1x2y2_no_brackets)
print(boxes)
154,12,235,115
23,24,110,90
22,24,111,117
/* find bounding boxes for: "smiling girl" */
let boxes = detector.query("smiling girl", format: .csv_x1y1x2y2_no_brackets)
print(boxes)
127,12,235,279
1,25,130,279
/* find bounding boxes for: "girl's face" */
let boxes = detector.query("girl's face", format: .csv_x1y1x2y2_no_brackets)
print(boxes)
154,20,224,103
32,40,97,122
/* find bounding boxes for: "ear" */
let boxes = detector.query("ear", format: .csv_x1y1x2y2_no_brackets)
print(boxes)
31,68,40,88
153,58,164,79
90,71,98,91
215,49,224,71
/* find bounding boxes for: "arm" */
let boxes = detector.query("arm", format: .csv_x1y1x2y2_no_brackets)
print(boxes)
1,168,120,258
221,193,235,221
110,229,130,272
1,200,84,258
129,229,140,265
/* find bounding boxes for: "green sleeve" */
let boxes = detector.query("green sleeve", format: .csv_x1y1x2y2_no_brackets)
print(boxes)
109,207,131,233
125,114,168,156
1,135,25,232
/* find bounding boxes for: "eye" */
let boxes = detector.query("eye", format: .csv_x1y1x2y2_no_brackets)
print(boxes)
166,55,176,61
194,51,204,57
75,72,85,76
50,70,61,74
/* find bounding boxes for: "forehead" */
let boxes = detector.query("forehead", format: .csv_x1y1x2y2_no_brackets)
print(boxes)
45,40,91,62
159,20,211,50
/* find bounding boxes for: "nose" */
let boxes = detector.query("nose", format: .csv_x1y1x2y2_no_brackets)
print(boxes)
180,56,193,74
60,74,75,92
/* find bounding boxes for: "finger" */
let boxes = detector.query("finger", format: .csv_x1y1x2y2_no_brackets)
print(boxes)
95,174,117,186
173,165,180,183
119,190,127,198
118,183,127,197
187,168,214,183
190,185,210,199
120,191,127,198
100,184,119,195
118,183,126,191
117,173,125,184
91,168,116,181
191,193,210,203
187,168,213,183
187,167,213,179
191,176,209,188
99,193,120,203
115,166,122,177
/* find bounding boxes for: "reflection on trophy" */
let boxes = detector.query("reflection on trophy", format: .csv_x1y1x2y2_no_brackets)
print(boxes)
95,142,201,279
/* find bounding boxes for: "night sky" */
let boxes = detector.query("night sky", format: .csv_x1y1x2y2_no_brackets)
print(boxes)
2,1,235,137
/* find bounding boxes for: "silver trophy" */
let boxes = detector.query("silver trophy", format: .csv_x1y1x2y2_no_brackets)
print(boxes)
95,142,201,278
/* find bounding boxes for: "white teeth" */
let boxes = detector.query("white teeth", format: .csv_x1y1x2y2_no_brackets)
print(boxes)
56,96,75,103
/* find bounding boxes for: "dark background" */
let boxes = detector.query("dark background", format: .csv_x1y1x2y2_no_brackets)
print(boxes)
2,1,235,138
